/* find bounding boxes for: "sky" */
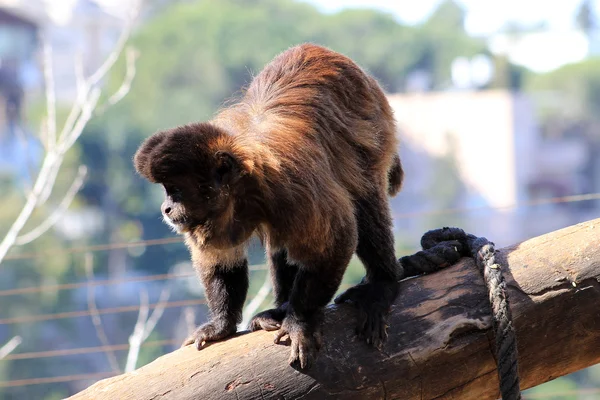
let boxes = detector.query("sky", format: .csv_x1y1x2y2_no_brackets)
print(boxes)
35,0,599,35
30,0,600,72
305,0,598,35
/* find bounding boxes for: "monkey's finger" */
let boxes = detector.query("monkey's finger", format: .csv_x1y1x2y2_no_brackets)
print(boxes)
274,329,288,344
249,318,276,332
252,317,282,331
248,319,261,332
194,337,205,350
298,345,309,370
181,337,195,347
262,321,281,331
289,342,300,367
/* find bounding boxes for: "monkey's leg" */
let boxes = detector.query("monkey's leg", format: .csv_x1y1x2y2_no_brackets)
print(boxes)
334,193,401,348
276,236,354,369
182,259,249,350
249,249,298,331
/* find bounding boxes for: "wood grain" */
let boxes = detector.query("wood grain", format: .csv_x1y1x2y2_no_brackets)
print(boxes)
69,219,600,400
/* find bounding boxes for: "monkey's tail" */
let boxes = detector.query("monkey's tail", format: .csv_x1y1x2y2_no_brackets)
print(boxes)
387,153,404,196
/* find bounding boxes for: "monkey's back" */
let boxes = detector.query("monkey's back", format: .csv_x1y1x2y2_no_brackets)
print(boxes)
233,44,399,198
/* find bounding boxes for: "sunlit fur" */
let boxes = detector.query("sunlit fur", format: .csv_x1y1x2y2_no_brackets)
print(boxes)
134,43,404,368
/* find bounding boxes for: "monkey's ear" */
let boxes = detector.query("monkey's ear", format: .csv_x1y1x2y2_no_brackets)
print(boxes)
134,132,168,182
214,151,241,186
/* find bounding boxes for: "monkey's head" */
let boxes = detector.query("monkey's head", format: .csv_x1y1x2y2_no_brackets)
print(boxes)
134,122,257,248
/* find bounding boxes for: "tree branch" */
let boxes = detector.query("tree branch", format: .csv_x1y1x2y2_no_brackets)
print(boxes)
0,10,139,266
42,39,56,151
0,336,22,360
125,286,171,372
15,165,87,245
85,253,121,373
96,46,139,115
69,218,600,400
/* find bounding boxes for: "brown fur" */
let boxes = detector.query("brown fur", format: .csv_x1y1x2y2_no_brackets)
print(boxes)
134,44,404,369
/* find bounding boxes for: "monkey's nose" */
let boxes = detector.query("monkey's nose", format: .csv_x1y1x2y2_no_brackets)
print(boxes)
162,204,172,215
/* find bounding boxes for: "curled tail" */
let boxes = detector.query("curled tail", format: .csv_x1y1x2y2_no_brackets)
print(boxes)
387,153,403,196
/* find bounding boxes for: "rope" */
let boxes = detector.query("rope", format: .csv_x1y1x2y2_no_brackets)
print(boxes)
400,227,521,400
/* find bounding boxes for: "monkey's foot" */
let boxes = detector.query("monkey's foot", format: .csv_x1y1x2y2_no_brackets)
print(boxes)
182,319,236,350
334,280,399,348
274,315,322,370
249,303,288,331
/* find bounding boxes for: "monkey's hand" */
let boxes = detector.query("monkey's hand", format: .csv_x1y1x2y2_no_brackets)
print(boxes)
334,280,399,349
274,314,322,370
182,318,237,350
249,302,288,331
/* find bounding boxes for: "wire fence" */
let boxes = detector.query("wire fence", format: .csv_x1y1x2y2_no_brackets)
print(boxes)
1,191,599,393
0,264,269,298
0,372,116,388
3,339,178,361
0,299,207,325
3,192,599,263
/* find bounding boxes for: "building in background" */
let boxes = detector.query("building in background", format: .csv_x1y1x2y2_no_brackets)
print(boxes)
0,7,38,127
0,6,40,182
389,90,595,247
0,0,131,182
0,0,131,102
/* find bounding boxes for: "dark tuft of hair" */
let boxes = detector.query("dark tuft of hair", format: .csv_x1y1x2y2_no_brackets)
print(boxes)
133,123,224,183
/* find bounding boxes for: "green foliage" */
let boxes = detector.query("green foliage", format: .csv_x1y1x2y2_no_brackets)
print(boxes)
0,1,533,398
106,0,485,136
85,0,490,276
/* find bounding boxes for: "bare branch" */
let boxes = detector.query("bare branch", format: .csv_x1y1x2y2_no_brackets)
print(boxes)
36,152,61,206
59,12,134,144
88,23,132,87
131,289,150,340
0,7,139,267
0,336,22,359
96,46,139,115
85,253,121,373
125,284,171,372
240,275,272,328
61,88,102,152
75,51,85,94
15,166,88,245
142,287,170,342
42,39,56,150
0,154,57,264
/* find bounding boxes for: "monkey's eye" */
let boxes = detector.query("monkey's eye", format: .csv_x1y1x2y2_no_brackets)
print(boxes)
164,185,183,200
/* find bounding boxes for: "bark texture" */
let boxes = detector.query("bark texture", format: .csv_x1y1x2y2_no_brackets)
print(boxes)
69,219,600,400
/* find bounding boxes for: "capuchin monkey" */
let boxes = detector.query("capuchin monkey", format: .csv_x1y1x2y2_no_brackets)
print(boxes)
134,43,404,369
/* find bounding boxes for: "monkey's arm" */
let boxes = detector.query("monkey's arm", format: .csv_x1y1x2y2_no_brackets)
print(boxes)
183,259,249,349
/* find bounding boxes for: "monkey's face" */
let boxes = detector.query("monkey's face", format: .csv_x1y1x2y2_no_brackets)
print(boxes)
134,123,253,247
159,179,207,234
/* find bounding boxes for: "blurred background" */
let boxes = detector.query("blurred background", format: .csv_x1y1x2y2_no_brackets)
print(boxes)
0,0,599,398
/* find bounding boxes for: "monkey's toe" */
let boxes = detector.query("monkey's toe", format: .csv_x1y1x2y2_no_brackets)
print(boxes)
274,316,322,370
182,319,236,350
335,280,398,349
249,311,282,332
249,305,287,332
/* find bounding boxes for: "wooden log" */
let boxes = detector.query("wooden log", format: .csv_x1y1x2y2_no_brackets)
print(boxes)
69,219,600,400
